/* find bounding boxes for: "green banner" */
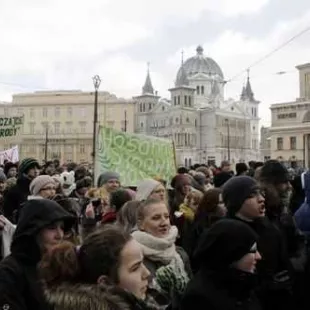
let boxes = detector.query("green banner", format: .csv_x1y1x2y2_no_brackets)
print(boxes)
0,116,24,138
95,126,176,186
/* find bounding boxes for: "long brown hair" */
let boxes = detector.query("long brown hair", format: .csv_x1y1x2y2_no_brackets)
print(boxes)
195,188,222,224
39,226,132,286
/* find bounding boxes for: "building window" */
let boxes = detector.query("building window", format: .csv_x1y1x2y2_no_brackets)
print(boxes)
142,103,145,112
177,96,180,105
29,122,35,134
66,122,73,133
55,107,60,117
149,103,152,111
174,97,177,106
80,122,86,133
277,137,283,150
80,107,86,117
186,117,190,123
80,145,85,154
201,85,204,95
290,136,296,150
184,96,187,106
140,122,144,128
139,104,142,112
30,108,34,118
42,122,48,133
67,107,72,117
194,119,197,127
188,96,192,106
175,117,179,123
43,107,48,118
54,122,60,134
196,86,200,95
185,158,188,167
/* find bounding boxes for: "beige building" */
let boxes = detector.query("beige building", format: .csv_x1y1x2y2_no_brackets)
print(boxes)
260,126,271,161
0,90,135,163
269,63,310,167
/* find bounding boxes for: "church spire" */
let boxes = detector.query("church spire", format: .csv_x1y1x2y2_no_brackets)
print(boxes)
240,69,255,101
142,62,154,95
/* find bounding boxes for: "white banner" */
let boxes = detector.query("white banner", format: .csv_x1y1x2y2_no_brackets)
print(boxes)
0,145,19,165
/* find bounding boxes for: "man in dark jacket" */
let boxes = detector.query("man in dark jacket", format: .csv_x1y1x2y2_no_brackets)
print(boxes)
3,158,40,223
223,176,293,310
0,199,74,309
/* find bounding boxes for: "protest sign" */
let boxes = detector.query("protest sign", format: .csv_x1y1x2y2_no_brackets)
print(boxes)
0,145,19,164
95,127,176,186
0,116,24,138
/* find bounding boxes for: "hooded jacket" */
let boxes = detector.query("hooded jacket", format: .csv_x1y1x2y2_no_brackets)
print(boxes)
0,199,74,310
181,219,261,310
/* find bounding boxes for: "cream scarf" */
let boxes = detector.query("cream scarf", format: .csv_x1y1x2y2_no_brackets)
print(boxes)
132,226,179,265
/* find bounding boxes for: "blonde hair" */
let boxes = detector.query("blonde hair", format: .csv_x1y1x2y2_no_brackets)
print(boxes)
86,187,109,201
186,191,203,205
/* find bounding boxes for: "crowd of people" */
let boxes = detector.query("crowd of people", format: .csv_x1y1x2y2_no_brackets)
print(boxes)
0,157,309,310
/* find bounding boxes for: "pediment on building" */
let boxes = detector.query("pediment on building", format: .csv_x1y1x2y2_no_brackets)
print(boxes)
188,72,211,80
151,99,171,114
220,101,245,115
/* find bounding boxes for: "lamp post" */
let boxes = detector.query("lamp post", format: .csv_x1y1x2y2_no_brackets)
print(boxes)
92,75,101,185
225,118,230,161
124,110,127,132
44,125,49,164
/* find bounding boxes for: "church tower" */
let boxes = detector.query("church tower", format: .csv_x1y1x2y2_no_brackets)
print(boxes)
240,69,260,154
134,63,160,134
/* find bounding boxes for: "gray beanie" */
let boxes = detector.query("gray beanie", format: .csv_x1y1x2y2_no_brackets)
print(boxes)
136,179,161,201
29,175,56,196
97,171,120,187
0,170,7,183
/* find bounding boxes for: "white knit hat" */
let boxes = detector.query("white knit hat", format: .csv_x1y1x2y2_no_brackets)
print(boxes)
136,179,161,201
29,175,56,196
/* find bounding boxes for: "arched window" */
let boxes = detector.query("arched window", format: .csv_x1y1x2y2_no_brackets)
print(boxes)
188,96,192,106
201,85,205,95
143,103,146,112
184,95,187,106
174,97,177,105
177,96,180,105
139,104,142,112
185,158,188,167
196,86,200,95
189,158,192,167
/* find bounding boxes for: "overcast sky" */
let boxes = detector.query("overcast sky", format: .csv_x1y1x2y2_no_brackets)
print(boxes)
1,0,310,127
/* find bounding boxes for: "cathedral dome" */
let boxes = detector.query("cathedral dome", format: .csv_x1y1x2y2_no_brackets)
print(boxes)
176,45,224,86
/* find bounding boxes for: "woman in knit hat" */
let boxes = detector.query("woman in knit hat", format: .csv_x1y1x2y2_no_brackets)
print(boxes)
136,179,166,202
29,175,56,200
97,171,120,194
181,219,262,310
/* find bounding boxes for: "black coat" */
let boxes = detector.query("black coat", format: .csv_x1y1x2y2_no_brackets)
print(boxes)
181,268,261,310
230,216,294,310
3,175,32,223
0,199,74,310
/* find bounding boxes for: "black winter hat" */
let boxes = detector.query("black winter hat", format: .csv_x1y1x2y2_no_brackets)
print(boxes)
260,160,289,184
236,163,248,176
222,176,259,216
194,219,258,270
18,158,40,177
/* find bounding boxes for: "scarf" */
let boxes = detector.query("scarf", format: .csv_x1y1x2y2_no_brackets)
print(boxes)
132,226,179,265
132,226,190,299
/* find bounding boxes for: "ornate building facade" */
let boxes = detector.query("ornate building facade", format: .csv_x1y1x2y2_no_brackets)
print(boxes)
134,46,261,166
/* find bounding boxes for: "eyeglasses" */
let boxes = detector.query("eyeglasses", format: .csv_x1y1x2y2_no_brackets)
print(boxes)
41,187,56,191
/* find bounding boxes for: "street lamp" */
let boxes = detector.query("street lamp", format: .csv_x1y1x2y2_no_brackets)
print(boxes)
225,118,230,161
92,75,101,185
